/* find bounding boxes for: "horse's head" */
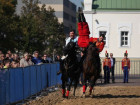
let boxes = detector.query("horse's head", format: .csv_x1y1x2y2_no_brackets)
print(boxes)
63,41,76,56
87,42,98,56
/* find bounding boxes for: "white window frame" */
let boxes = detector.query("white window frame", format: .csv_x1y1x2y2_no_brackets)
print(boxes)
120,31,129,47
118,23,131,48
96,23,110,47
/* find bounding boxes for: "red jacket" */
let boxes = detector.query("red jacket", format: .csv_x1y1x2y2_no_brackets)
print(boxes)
78,22,90,36
78,22,105,52
89,37,105,52
103,58,111,69
122,58,130,70
78,22,90,48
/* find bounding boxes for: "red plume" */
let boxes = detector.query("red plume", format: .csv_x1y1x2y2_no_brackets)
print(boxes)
126,50,127,54
106,50,107,53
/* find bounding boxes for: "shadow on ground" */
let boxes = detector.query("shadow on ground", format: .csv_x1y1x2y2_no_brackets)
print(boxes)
92,94,140,98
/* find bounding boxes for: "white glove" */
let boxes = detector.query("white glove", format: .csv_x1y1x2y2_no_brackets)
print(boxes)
61,55,68,60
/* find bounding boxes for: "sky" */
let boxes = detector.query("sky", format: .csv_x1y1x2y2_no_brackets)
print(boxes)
70,0,84,8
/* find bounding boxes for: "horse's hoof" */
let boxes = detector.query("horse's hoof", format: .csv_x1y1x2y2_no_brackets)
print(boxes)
88,92,91,96
63,95,66,98
81,94,86,98
73,95,76,99
89,94,93,98
65,96,68,99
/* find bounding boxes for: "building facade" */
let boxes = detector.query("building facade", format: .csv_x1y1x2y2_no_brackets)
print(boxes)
16,0,76,36
84,0,140,58
39,0,76,36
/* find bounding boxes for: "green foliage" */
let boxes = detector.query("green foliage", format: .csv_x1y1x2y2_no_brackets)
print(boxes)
0,0,18,52
39,6,65,55
0,0,65,55
20,0,65,55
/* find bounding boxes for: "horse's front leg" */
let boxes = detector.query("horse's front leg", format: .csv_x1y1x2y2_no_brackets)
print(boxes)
62,77,66,98
89,76,96,97
66,79,73,98
82,74,87,98
73,78,79,97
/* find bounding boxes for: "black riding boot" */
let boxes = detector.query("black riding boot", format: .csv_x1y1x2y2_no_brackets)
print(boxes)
81,13,86,22
78,12,82,22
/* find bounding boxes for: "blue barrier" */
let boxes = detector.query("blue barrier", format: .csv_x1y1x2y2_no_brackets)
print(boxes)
0,69,9,105
40,64,47,89
36,65,42,92
23,67,30,100
30,66,37,96
56,63,62,84
9,68,24,103
0,63,61,105
46,64,51,87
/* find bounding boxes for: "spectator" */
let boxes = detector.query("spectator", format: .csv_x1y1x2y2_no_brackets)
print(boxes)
3,60,10,69
42,54,49,63
0,54,5,62
7,50,12,55
10,54,14,62
0,62,4,69
28,54,33,60
46,55,53,63
55,55,61,62
0,50,2,55
109,53,116,83
13,53,20,61
20,53,34,67
11,60,19,68
32,51,42,64
5,53,10,60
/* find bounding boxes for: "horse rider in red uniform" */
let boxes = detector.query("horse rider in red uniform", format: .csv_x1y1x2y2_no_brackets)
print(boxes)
122,50,130,83
77,10,105,53
77,8,105,94
103,51,111,83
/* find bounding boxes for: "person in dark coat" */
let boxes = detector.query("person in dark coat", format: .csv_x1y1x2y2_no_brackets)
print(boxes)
42,54,49,63
109,53,116,83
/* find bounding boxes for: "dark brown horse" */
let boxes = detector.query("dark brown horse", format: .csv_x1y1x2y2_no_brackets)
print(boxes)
82,43,101,97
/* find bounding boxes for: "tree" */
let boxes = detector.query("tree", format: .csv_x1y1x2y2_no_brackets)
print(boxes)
20,0,65,55
0,0,65,55
20,0,47,53
40,6,65,55
0,0,19,52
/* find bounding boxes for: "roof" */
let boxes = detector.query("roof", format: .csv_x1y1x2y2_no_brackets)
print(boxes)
92,0,140,11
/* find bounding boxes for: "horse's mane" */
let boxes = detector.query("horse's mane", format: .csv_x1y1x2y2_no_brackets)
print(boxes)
63,42,76,56
87,43,98,57
84,43,100,72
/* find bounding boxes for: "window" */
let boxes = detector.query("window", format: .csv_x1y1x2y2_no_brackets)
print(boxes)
71,4,76,11
121,31,128,46
99,31,107,45
64,0,69,7
71,16,76,23
64,12,69,20
64,26,69,34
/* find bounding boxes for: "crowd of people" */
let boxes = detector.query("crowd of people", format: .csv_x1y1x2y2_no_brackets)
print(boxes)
0,50,61,69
